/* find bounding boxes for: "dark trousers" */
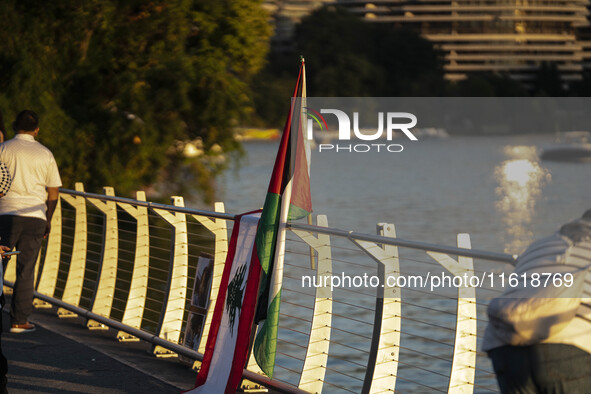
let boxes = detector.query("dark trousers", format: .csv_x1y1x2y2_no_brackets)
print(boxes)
0,215,46,324
489,344,591,394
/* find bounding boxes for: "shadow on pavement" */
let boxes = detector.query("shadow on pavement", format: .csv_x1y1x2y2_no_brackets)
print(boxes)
2,305,196,394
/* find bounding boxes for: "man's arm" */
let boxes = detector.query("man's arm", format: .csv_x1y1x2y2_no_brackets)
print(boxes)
45,187,59,238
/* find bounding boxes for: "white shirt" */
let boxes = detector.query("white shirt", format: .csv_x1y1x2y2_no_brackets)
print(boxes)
0,134,62,220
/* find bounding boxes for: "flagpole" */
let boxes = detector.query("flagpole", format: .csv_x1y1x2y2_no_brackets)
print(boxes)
300,59,316,270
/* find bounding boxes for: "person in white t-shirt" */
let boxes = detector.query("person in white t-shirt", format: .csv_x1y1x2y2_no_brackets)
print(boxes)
0,110,62,333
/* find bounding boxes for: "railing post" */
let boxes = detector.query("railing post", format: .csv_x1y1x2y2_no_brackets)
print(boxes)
117,191,150,341
290,215,333,394
86,187,118,329
33,249,42,293
152,196,188,357
58,182,88,318
190,202,228,365
34,198,62,307
427,234,477,394
351,223,401,394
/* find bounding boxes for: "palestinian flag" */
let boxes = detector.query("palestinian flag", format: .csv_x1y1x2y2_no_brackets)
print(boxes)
184,212,262,394
254,59,312,377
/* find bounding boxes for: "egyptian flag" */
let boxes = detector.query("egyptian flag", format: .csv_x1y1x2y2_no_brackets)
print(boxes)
253,59,312,377
184,212,262,393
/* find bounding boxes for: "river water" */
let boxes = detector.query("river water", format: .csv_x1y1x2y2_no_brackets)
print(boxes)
215,134,590,392
219,134,590,255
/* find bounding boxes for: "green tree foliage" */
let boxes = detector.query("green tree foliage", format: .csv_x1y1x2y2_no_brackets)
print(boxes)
0,0,270,202
295,7,444,96
532,62,567,97
573,70,591,96
449,73,529,97
252,6,446,126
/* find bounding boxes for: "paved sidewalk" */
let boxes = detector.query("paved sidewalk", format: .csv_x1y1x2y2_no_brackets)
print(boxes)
2,306,197,393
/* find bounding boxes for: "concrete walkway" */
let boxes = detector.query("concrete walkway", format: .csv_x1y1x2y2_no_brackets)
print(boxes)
2,306,197,393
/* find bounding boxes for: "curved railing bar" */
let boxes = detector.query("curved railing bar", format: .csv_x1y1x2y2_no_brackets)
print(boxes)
59,188,236,221
60,188,516,265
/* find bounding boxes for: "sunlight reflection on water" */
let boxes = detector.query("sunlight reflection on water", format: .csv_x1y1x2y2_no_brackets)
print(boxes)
494,146,551,254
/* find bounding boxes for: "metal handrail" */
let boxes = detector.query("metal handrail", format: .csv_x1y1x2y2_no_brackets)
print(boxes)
61,188,517,265
59,188,236,221
288,222,517,265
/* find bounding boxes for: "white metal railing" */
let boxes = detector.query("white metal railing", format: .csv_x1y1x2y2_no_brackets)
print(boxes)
3,183,516,393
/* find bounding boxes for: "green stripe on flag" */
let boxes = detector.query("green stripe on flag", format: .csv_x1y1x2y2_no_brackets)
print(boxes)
256,193,282,275
254,288,282,378
255,192,281,325
288,203,310,221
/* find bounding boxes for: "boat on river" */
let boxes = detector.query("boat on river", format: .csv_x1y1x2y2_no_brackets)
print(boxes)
540,131,591,163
